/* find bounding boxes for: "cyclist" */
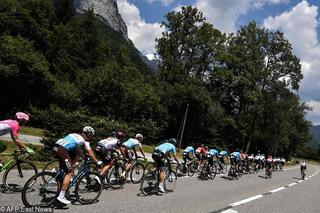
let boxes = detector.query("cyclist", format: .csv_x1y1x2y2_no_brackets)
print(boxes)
207,146,219,165
195,144,207,164
152,138,180,193
300,160,307,179
53,126,102,205
182,143,196,170
265,154,273,178
230,149,241,172
0,112,34,154
218,150,228,164
120,133,146,178
96,131,125,181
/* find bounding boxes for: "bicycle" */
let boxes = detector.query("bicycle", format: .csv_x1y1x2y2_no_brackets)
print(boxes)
265,162,272,179
199,161,217,180
140,159,177,196
21,157,103,207
107,155,146,189
0,149,37,192
176,160,197,177
301,165,306,180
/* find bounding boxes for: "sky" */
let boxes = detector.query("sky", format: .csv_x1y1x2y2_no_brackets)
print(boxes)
117,0,320,125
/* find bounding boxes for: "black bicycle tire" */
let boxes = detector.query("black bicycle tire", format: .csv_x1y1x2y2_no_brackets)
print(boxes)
130,163,145,184
21,171,59,207
107,165,126,189
3,161,37,192
75,171,103,205
140,170,158,196
164,170,177,192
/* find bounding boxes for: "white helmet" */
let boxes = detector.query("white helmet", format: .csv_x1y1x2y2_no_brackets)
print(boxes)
83,126,95,137
135,133,143,140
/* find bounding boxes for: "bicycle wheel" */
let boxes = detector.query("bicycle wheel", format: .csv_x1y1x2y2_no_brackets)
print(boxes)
164,170,177,192
130,163,145,184
200,164,209,180
21,172,59,207
221,163,227,174
41,159,59,183
140,170,158,196
107,165,126,189
75,171,103,204
176,164,185,177
209,165,217,180
187,162,196,177
3,161,37,192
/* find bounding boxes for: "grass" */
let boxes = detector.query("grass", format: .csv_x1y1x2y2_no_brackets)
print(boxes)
0,140,49,169
20,126,45,137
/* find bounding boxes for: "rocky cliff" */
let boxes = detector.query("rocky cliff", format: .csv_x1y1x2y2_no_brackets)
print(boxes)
73,0,129,41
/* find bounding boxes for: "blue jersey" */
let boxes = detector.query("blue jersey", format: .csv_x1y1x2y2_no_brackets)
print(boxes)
155,143,176,155
123,138,141,149
230,152,240,159
208,149,219,156
219,151,228,156
184,146,195,155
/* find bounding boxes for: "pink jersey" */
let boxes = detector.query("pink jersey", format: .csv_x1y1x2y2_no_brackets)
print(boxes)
0,119,20,138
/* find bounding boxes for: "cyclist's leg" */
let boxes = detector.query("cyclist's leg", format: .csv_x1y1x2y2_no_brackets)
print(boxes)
54,146,74,204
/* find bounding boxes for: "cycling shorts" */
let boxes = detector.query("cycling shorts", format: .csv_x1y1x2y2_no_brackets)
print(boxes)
53,145,81,173
95,145,119,163
152,151,165,171
182,152,192,162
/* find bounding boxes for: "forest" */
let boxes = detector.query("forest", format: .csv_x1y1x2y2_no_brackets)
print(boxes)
0,0,314,159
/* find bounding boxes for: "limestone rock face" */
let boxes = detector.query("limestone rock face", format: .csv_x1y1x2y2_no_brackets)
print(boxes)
73,0,129,41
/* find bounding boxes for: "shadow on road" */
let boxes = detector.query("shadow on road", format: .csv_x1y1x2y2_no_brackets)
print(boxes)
258,175,267,179
292,177,301,180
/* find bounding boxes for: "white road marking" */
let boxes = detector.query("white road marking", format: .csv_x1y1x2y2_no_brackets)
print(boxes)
230,195,263,207
270,187,285,193
221,210,238,213
298,180,303,183
288,183,297,186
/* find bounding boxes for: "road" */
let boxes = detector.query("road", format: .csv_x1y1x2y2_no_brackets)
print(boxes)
0,164,319,213
0,134,42,145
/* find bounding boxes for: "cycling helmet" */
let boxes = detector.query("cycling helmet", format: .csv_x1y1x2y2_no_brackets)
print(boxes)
135,133,143,140
117,131,125,140
110,131,117,137
83,126,95,137
168,138,177,145
15,112,29,121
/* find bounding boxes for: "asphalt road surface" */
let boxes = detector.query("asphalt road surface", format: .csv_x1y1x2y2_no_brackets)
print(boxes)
0,164,319,213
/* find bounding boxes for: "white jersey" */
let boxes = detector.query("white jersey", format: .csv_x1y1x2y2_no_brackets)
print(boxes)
248,155,254,160
255,155,261,160
281,158,286,163
56,133,91,151
98,137,119,149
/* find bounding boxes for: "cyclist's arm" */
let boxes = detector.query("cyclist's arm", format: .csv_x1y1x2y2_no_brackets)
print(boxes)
138,146,146,159
172,152,180,164
10,131,27,149
86,148,98,163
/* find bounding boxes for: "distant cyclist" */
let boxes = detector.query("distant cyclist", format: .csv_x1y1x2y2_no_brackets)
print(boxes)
120,133,146,178
300,160,307,179
230,149,241,171
53,126,102,205
207,146,219,166
182,143,196,167
195,144,207,164
152,138,180,193
96,131,125,180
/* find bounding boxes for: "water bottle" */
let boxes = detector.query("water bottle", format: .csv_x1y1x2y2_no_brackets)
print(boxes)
65,159,71,171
